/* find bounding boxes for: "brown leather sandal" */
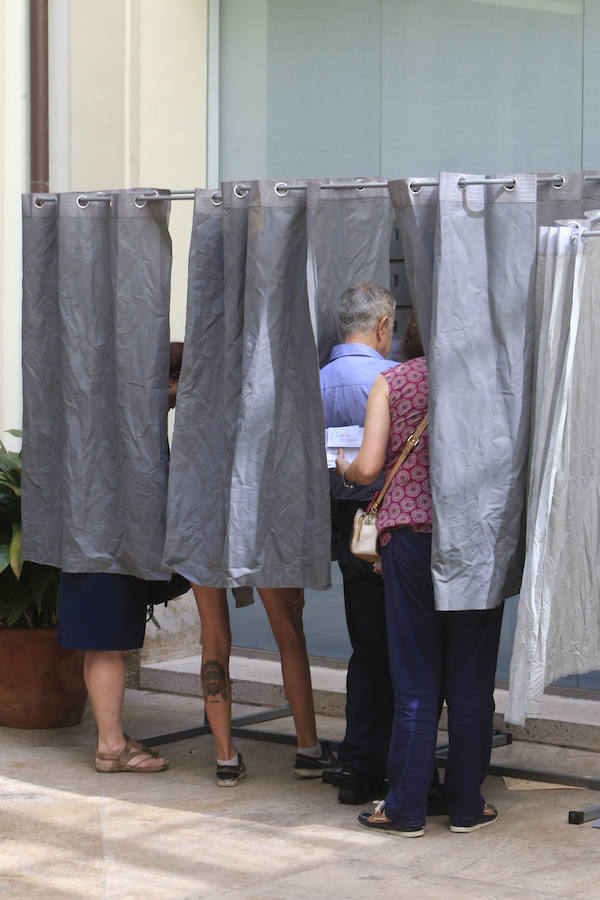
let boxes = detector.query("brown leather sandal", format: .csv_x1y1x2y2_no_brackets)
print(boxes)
95,740,169,773
123,734,159,757
95,732,160,758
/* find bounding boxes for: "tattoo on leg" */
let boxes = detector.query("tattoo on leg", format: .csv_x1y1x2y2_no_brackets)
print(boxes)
201,659,228,703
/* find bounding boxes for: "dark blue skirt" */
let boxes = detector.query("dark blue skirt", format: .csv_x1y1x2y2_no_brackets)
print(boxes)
58,572,149,651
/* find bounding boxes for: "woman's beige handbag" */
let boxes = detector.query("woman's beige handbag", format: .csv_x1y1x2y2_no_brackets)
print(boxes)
350,413,428,564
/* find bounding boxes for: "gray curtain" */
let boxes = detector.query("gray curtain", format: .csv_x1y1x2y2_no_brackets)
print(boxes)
388,179,438,357
163,182,331,589
507,226,600,724
306,179,394,366
390,173,537,611
22,190,172,579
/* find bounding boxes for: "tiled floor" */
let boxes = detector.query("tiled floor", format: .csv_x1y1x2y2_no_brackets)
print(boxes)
2,689,600,899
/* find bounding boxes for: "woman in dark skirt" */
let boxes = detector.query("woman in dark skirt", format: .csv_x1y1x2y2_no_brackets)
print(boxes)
58,572,169,772
56,345,184,773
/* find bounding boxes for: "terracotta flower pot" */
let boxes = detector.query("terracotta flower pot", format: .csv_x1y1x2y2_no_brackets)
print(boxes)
0,628,87,728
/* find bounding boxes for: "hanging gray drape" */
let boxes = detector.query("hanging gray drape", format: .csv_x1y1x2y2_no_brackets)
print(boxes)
306,179,394,366
388,179,438,357
163,181,331,589
506,225,600,725
22,190,172,579
390,173,537,611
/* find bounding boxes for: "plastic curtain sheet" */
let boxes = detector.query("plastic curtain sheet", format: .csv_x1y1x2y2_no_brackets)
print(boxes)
164,182,331,589
306,179,394,366
21,190,172,579
506,227,600,725
391,173,537,611
536,171,600,227
388,178,439,357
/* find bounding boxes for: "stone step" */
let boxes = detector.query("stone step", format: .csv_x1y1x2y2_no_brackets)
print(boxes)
140,651,600,753
140,650,348,717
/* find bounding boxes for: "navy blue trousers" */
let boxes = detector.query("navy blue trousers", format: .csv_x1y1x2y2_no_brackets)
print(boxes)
334,499,393,780
382,528,503,828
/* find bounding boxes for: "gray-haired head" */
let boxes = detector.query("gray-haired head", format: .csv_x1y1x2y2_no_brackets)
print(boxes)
338,282,396,340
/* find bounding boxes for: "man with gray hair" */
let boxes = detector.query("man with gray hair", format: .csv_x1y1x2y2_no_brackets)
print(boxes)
319,282,395,805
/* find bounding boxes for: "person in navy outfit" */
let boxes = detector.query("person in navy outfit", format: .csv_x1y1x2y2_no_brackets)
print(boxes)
337,317,502,836
319,282,396,804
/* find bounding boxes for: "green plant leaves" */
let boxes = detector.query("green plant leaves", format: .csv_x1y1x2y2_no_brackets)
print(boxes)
0,429,58,628
0,561,59,628
9,525,22,579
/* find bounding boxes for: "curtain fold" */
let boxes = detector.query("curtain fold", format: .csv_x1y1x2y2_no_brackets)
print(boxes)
388,178,438,357
306,179,394,365
390,173,537,611
164,181,331,589
21,195,62,564
506,227,600,724
21,190,172,579
162,190,227,577
430,173,537,611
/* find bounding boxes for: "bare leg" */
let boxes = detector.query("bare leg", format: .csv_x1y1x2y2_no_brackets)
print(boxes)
192,584,235,760
258,588,318,748
85,650,167,769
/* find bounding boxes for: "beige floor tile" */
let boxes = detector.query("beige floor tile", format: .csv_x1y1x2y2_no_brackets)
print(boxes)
234,857,564,899
2,689,600,900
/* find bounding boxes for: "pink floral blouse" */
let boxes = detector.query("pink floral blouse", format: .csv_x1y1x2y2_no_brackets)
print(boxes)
376,357,432,544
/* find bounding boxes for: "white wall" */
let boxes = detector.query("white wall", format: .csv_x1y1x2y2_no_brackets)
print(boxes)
67,0,208,340
0,0,29,450
0,0,209,452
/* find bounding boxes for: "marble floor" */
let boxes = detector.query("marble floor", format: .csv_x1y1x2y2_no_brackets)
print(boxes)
2,689,600,899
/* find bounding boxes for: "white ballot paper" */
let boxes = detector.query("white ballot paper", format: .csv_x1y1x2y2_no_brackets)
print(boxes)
325,425,364,468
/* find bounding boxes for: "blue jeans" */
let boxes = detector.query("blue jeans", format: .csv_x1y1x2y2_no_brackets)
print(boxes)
382,528,503,828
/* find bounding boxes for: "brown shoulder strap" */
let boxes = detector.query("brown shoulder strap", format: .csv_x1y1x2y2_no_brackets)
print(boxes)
370,412,429,514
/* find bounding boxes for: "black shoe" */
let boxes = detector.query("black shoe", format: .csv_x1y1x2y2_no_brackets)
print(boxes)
294,741,338,778
322,766,344,787
426,786,448,816
450,802,498,833
337,769,389,806
216,753,246,787
358,801,424,838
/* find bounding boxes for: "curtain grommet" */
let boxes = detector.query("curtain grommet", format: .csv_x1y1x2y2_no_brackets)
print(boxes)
552,175,566,190
354,179,366,192
211,192,223,207
76,195,90,209
274,182,288,197
33,196,46,208
134,189,158,209
457,177,467,191
408,180,422,195
503,180,517,192
234,183,249,199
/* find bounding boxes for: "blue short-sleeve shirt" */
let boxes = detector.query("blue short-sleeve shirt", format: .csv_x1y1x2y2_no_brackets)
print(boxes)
320,342,392,501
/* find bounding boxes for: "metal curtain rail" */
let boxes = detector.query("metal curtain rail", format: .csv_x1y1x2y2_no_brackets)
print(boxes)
30,173,600,208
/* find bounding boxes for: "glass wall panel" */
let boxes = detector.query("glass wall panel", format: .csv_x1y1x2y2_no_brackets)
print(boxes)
583,0,600,168
219,0,382,181
381,0,583,176
220,0,586,181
